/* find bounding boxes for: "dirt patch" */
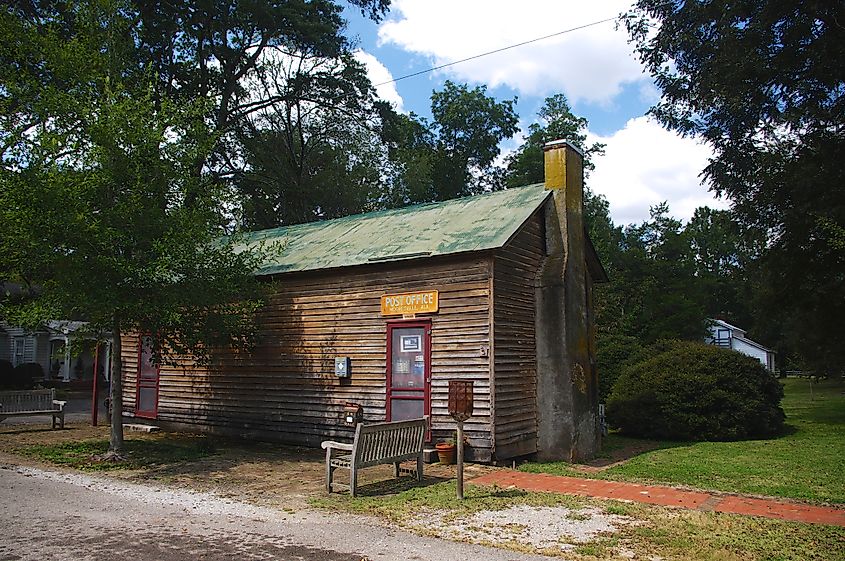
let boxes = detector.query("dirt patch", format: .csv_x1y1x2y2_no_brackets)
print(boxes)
0,421,498,509
0,421,109,450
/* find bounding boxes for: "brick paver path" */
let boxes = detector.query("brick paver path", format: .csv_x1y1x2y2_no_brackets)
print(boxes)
471,471,845,527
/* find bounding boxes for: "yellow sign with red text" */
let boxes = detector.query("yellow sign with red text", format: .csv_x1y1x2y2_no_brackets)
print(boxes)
380,290,439,316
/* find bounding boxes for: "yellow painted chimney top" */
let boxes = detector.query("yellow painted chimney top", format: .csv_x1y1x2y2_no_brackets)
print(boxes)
543,140,584,190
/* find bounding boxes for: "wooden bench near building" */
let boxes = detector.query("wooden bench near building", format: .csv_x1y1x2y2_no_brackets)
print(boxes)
0,389,66,428
118,141,608,464
322,417,426,496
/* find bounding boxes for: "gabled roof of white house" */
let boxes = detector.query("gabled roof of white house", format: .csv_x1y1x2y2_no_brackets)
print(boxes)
709,318,746,335
236,184,553,276
708,319,774,354
733,334,775,353
45,320,90,335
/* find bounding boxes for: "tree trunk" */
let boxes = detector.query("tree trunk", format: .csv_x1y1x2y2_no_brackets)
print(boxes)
109,322,124,454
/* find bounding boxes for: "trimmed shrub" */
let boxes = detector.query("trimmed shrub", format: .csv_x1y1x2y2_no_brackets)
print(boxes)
10,362,42,390
0,359,14,389
606,340,785,441
597,334,644,403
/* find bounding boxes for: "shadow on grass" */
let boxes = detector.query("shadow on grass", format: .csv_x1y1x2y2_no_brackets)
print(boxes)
775,424,799,438
0,425,62,436
17,434,222,471
346,473,451,497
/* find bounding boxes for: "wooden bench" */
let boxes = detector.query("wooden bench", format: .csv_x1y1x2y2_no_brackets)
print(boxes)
0,389,66,429
321,418,426,497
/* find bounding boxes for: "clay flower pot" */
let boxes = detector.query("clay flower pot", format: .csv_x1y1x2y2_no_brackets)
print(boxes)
435,442,456,465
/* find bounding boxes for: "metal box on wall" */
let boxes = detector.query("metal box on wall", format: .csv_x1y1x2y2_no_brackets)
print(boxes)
334,356,351,377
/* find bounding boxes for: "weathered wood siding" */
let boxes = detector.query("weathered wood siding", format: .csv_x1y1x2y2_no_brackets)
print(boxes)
491,209,545,460
121,255,495,461
121,338,138,412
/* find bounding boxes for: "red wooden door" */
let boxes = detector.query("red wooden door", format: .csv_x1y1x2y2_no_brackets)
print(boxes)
135,335,160,419
386,321,431,423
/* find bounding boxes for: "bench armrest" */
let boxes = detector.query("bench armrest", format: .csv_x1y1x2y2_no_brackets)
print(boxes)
53,400,67,411
321,440,353,452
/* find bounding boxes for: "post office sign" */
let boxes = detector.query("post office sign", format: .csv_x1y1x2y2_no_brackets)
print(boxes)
380,290,439,316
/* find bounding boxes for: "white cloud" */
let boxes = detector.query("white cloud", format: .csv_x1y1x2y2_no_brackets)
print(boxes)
353,50,405,113
587,117,729,225
637,80,661,104
378,0,645,104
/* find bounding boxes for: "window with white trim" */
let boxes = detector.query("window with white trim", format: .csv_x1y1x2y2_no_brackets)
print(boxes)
12,338,25,366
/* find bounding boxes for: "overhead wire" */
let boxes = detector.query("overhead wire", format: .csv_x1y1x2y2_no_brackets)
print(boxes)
373,16,618,87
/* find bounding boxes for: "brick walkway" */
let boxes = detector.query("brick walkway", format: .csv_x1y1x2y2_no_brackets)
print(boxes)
471,471,845,527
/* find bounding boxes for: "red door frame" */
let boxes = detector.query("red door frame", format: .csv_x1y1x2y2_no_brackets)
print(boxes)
135,335,160,419
385,320,431,424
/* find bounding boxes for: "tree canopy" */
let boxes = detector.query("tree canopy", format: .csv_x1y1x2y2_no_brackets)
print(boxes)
505,94,605,188
234,50,384,228
2,0,407,452
625,0,845,373
379,81,519,206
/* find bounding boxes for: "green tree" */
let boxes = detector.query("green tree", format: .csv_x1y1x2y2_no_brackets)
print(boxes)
505,93,605,188
1,1,390,175
0,1,266,456
380,81,519,205
376,103,437,208
234,51,385,228
683,207,763,329
429,81,519,199
610,204,708,343
625,0,845,373
134,0,388,129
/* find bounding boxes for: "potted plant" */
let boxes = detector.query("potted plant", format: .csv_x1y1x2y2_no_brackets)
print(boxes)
435,439,456,465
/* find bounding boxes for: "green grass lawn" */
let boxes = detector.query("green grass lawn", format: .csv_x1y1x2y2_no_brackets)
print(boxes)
19,434,217,471
522,377,845,504
314,480,844,560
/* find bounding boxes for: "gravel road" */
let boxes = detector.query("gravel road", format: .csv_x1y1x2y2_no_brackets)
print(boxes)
0,463,556,561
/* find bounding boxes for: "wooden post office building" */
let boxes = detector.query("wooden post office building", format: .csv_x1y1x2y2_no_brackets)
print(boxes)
120,141,607,463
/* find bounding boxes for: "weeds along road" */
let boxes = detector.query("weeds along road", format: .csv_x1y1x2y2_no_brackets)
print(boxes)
0,463,550,561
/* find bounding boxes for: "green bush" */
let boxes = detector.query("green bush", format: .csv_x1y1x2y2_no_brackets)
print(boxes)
10,362,42,390
596,334,643,403
606,340,785,441
0,359,14,389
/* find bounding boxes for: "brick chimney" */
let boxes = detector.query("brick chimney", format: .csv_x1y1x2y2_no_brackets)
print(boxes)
534,140,599,462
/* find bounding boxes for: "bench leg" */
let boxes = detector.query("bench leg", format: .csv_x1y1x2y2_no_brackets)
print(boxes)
393,462,400,479
350,464,358,498
416,454,424,482
324,449,334,493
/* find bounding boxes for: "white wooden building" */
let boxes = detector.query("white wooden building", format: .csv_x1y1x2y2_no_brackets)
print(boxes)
706,319,776,372
0,321,111,382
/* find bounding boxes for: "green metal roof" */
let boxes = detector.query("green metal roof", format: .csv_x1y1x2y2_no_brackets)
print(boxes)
237,183,551,276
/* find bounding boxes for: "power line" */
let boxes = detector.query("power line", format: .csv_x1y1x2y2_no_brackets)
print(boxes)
374,17,618,87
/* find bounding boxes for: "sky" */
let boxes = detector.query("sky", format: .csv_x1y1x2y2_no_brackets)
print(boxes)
343,0,729,226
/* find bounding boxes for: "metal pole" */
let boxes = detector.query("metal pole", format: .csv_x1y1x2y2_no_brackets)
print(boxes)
456,420,464,499
91,344,99,426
